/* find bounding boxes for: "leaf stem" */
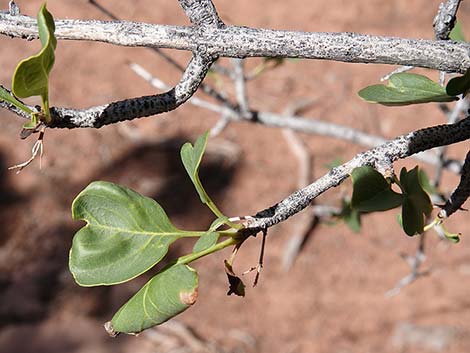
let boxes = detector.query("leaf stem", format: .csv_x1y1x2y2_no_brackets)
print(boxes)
177,236,242,265
41,93,51,124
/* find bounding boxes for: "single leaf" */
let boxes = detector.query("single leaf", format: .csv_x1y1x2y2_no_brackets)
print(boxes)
192,232,220,253
12,3,56,99
224,260,245,297
358,73,458,106
180,132,209,204
0,85,34,114
401,198,425,236
446,69,470,96
399,167,433,236
70,181,193,286
351,166,403,212
449,21,465,42
109,264,198,335
180,133,227,220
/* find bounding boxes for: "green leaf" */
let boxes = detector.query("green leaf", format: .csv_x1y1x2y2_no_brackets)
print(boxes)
109,264,198,335
192,232,220,253
449,21,465,42
417,169,437,195
70,181,195,286
181,132,210,204
351,166,403,212
209,216,229,231
0,86,34,114
446,69,470,96
341,200,361,233
180,132,227,219
399,167,433,236
358,73,458,106
12,3,56,99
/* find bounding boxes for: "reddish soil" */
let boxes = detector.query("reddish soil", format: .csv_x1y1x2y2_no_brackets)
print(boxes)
1,1,470,353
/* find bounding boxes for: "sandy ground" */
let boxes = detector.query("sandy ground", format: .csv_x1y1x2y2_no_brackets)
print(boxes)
1,1,470,353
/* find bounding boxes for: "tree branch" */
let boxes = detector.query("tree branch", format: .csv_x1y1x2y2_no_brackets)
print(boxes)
244,118,470,231
129,63,463,174
439,150,470,218
44,53,214,128
433,0,462,40
1,12,470,73
177,0,224,28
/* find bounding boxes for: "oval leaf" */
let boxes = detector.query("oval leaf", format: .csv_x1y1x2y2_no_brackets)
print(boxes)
180,132,209,203
12,3,56,99
351,166,403,212
401,198,424,236
108,264,198,335
70,181,192,286
358,73,458,106
399,167,433,236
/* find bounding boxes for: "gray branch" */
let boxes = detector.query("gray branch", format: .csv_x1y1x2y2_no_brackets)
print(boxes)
130,63,463,174
177,0,224,28
433,0,462,40
47,53,214,128
1,12,470,73
245,118,470,231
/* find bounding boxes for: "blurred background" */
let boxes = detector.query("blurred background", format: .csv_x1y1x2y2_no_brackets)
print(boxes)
1,1,470,352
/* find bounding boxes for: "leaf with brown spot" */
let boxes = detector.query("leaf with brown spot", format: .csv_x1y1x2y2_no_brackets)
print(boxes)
109,264,199,335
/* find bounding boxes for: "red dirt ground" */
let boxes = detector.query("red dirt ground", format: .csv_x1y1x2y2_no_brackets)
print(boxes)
1,1,470,353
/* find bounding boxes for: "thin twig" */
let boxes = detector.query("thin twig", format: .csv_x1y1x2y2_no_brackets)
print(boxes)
129,63,463,174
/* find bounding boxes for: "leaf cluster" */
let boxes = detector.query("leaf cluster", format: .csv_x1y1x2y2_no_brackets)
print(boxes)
349,166,433,236
70,133,244,335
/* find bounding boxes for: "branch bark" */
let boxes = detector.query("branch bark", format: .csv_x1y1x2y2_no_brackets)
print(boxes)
1,12,469,73
433,0,462,40
46,53,215,128
245,118,470,231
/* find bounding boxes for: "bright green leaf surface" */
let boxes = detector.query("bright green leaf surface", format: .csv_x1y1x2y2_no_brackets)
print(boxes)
192,232,220,253
351,166,403,212
0,86,34,114
180,132,228,220
12,3,56,101
110,264,198,335
449,21,465,42
399,167,433,236
70,181,195,286
358,73,458,106
446,69,470,96
181,132,209,203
